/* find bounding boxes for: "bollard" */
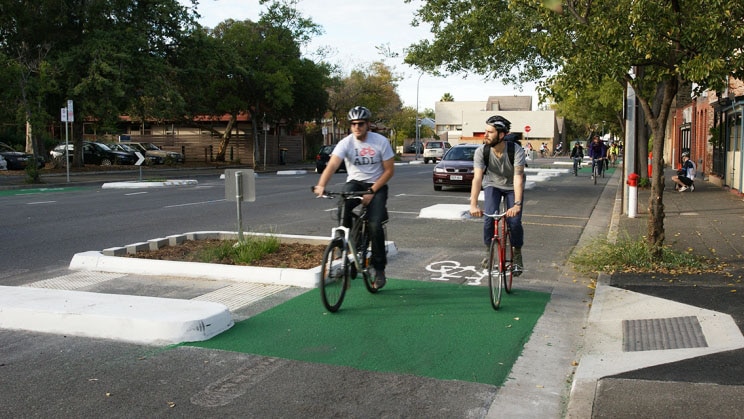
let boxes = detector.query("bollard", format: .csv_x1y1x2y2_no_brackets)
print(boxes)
627,173,640,218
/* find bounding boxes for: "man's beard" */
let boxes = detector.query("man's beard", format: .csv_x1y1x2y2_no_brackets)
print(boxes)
489,136,503,146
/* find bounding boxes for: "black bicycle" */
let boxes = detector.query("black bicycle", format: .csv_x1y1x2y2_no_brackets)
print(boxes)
315,189,381,312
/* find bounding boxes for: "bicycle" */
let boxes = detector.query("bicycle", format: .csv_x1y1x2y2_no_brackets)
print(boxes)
572,156,582,176
483,204,515,310
314,188,381,312
591,158,604,184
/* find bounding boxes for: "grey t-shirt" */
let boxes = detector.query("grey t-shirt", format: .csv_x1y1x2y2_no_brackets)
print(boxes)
473,142,526,190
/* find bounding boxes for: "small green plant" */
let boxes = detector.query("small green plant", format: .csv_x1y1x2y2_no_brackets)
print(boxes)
570,236,711,275
24,156,41,183
196,235,280,265
638,177,651,188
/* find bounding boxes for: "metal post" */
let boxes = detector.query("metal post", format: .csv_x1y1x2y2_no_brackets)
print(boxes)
415,73,423,160
235,171,244,242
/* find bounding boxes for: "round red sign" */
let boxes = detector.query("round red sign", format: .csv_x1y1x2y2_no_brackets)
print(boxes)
525,125,531,133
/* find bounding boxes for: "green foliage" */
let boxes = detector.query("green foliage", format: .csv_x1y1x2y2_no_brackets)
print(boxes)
570,236,709,275
197,236,280,265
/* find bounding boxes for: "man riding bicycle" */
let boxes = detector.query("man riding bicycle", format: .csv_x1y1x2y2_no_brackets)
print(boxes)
469,115,526,276
313,106,395,290
588,135,607,178
570,142,584,176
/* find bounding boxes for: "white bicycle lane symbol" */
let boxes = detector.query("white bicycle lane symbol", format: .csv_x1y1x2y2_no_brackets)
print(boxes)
425,261,488,286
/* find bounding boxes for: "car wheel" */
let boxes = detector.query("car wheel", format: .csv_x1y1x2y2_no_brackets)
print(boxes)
101,158,113,166
434,185,442,191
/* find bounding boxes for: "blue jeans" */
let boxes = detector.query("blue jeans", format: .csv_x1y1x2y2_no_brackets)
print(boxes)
342,181,388,272
592,158,604,176
483,187,524,249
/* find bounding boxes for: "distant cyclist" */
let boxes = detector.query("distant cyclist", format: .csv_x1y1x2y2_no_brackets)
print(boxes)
570,142,584,176
588,135,607,178
608,142,619,166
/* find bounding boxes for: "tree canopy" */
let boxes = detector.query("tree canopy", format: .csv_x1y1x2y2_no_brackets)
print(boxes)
405,0,744,256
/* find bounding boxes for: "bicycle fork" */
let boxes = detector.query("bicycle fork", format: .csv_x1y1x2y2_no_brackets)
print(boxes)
330,225,364,279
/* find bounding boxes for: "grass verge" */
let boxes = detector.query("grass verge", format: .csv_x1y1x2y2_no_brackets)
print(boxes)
570,236,716,275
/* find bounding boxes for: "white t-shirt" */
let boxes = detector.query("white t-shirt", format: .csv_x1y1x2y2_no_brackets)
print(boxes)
332,132,395,183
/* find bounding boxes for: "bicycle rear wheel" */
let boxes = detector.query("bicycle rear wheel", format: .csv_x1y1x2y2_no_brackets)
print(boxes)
503,223,514,293
487,239,503,310
320,239,348,312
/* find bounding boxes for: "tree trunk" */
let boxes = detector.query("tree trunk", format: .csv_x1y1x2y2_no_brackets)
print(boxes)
216,113,237,162
638,77,679,259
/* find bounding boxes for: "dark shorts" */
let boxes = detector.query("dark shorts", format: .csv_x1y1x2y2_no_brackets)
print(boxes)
679,176,694,186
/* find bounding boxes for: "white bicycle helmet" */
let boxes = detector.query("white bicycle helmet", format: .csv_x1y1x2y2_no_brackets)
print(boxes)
347,106,372,121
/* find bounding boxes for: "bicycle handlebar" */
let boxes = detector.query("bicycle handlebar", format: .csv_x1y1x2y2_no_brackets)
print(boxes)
312,187,372,199
483,212,508,219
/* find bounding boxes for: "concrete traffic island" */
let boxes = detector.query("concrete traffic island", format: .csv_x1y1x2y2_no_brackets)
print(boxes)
0,285,233,345
0,231,397,345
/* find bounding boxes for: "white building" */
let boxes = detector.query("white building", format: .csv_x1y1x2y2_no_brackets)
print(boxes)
434,96,560,150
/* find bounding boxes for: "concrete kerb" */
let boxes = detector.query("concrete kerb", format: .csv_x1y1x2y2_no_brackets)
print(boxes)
0,285,233,346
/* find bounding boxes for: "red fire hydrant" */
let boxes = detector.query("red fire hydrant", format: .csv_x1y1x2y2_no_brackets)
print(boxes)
627,173,640,218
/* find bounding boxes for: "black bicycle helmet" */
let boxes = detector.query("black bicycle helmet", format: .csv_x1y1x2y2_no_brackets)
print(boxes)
347,106,372,121
486,115,511,132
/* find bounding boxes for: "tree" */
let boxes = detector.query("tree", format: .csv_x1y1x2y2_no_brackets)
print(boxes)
546,75,624,141
405,0,744,258
440,93,454,102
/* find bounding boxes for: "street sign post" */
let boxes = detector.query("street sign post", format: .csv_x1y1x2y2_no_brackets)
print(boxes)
225,169,256,242
134,151,145,181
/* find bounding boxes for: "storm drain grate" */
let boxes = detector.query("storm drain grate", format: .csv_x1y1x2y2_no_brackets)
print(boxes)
623,316,708,352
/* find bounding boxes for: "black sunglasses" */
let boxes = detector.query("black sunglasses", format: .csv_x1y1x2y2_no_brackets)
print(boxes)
350,121,366,127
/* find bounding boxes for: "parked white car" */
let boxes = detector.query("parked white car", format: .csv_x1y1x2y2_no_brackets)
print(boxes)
423,141,452,164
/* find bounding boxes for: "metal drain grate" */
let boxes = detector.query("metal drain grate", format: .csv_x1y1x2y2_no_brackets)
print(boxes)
623,316,708,352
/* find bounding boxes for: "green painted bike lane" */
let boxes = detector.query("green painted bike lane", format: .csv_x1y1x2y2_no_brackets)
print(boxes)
186,279,550,386
0,186,88,197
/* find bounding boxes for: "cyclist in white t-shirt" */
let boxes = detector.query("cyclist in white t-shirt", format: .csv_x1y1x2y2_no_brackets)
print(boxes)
313,106,395,289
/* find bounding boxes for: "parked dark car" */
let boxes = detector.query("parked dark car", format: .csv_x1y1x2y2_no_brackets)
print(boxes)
126,142,184,164
432,144,478,191
315,144,346,174
0,142,45,170
404,140,424,154
80,141,136,165
107,143,158,164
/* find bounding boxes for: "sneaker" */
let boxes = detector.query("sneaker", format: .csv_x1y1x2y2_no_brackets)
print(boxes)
481,257,489,269
373,270,387,290
679,186,688,192
690,184,695,192
512,248,523,277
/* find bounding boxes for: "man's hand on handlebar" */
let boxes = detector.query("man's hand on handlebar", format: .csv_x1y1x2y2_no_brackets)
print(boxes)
312,185,325,198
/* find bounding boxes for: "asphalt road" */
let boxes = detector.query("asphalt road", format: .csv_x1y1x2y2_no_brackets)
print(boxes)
1,161,611,417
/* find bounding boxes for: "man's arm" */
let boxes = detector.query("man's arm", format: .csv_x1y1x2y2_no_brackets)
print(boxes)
469,167,484,217
313,154,343,196
507,165,524,217
370,157,394,193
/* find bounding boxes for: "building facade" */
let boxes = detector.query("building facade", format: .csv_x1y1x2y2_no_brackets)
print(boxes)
433,96,559,150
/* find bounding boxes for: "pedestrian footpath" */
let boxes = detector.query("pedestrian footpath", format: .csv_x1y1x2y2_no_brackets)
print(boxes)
567,168,744,418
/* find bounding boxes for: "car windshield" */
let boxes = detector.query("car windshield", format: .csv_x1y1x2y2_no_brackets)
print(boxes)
443,147,476,161
426,142,442,149
142,143,159,150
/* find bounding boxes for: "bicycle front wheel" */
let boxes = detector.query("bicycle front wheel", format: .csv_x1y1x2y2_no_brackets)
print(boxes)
487,239,503,310
320,239,348,312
